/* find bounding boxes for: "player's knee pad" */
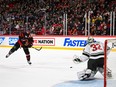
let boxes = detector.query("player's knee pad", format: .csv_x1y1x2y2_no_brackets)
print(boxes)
11,46,18,52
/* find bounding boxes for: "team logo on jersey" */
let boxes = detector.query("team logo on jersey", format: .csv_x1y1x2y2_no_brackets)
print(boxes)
63,38,87,47
0,37,5,44
9,37,18,45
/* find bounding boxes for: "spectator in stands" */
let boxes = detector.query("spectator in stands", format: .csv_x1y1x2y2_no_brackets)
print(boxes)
0,0,115,35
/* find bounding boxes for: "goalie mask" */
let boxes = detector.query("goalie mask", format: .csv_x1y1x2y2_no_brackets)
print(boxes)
87,36,94,43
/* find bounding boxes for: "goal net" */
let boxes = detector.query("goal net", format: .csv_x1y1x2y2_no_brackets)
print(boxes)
104,39,116,87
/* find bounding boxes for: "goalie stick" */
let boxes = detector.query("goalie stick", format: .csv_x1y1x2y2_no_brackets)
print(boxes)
31,46,42,51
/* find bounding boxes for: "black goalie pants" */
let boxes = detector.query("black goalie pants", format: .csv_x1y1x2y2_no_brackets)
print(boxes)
87,58,104,71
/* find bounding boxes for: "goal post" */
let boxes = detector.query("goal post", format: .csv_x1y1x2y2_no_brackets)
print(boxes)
104,39,108,87
104,39,116,87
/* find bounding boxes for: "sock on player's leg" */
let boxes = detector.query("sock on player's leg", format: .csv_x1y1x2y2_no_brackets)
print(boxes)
26,54,32,65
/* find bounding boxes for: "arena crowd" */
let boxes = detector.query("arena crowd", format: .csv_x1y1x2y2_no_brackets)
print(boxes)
0,0,115,35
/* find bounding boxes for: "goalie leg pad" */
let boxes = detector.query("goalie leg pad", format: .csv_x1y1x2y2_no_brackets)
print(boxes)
77,69,96,80
97,67,112,78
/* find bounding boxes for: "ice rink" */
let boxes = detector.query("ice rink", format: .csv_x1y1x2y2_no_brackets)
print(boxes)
0,48,116,87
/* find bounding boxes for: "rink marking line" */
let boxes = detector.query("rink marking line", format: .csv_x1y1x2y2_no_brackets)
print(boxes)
53,79,116,87
0,46,116,51
0,46,83,50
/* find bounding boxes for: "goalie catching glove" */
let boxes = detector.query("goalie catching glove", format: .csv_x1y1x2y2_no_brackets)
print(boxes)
73,55,82,64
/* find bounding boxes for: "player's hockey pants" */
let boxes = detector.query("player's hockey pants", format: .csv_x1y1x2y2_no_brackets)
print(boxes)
87,58,104,71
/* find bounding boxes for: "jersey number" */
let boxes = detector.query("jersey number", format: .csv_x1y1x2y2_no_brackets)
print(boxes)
90,44,102,51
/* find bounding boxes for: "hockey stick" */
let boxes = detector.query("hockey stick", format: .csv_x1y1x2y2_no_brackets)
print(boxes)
31,47,42,51
18,40,42,51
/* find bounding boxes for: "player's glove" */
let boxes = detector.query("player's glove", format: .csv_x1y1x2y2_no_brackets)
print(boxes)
25,41,29,46
73,55,82,64
73,58,82,64
24,40,33,48
28,43,33,48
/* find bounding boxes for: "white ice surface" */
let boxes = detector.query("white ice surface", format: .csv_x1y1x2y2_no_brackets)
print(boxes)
0,48,116,87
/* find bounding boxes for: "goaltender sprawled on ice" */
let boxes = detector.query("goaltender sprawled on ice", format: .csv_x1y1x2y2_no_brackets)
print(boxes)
73,36,112,80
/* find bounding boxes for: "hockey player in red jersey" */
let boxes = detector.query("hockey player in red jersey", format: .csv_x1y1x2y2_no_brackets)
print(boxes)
73,36,112,80
6,30,34,65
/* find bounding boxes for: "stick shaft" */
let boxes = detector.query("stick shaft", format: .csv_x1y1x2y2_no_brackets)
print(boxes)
32,47,42,51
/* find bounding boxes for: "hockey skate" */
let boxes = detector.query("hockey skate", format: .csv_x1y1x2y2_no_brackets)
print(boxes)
107,68,112,78
6,54,10,58
27,61,32,65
